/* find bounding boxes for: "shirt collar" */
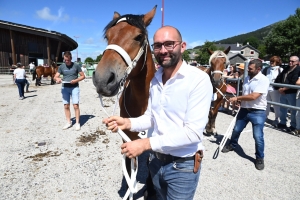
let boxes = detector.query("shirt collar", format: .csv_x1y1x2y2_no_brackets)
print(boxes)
154,60,188,79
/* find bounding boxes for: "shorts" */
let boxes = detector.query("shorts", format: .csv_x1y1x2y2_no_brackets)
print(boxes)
61,86,80,104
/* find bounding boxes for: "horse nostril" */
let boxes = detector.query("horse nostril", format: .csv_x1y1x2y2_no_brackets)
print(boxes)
107,72,115,85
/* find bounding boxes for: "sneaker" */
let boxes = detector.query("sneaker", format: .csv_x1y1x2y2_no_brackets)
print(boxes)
272,120,279,128
277,123,289,132
19,97,24,100
63,123,72,130
290,129,298,136
255,158,264,170
221,145,234,153
288,126,296,133
75,123,80,131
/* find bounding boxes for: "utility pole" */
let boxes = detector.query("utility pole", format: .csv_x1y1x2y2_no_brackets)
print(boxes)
74,36,79,62
161,0,164,27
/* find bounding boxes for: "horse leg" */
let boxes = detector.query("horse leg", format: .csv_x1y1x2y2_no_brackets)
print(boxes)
210,98,223,135
206,108,214,134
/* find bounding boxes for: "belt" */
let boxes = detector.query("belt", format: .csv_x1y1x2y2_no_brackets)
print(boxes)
243,108,264,111
154,152,194,164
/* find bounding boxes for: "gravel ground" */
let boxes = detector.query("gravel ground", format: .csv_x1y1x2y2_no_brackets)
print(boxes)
0,74,299,200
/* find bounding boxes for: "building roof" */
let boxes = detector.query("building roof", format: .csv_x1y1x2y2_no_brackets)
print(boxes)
227,52,247,60
0,20,77,51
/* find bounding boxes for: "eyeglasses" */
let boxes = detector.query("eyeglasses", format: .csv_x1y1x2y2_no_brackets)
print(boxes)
151,41,182,51
289,60,297,63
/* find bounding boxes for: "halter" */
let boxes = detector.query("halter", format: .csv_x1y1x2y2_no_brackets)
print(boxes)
99,17,149,200
209,51,230,76
105,17,148,76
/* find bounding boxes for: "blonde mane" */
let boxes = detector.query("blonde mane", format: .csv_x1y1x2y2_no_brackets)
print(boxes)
209,50,229,66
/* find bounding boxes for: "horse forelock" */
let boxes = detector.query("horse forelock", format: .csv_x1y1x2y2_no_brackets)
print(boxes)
103,14,147,40
209,51,229,69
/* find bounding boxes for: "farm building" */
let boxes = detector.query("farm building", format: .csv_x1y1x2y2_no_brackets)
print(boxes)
0,20,77,71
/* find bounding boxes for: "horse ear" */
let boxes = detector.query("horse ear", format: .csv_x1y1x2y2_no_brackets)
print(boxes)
207,48,213,55
113,12,121,20
143,5,157,27
224,46,231,54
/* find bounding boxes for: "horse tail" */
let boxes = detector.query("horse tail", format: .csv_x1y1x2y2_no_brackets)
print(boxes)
32,68,37,81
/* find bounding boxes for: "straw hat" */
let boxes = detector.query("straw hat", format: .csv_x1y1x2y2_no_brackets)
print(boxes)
238,63,245,70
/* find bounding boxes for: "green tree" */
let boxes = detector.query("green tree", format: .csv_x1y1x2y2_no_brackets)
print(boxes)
84,57,94,63
182,50,190,61
243,36,260,49
195,41,218,65
95,54,103,62
264,8,300,61
257,44,267,59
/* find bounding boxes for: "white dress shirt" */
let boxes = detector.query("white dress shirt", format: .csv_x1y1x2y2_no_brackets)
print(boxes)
130,61,213,157
241,72,269,110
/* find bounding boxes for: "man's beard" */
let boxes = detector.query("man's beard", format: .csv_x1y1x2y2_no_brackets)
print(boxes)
156,52,181,69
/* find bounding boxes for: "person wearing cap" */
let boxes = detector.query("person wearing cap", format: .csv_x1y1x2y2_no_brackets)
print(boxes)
13,63,26,100
222,59,269,170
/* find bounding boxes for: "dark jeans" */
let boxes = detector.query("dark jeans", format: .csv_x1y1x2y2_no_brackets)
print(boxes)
229,108,266,159
15,79,26,97
148,153,201,200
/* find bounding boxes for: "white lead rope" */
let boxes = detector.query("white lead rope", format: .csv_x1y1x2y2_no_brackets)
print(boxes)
215,83,241,152
99,94,138,200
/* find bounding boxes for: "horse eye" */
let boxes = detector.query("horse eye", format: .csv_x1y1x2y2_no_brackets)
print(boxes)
134,34,143,42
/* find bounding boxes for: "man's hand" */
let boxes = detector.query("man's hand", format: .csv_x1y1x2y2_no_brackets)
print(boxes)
55,77,62,84
102,116,131,132
121,139,151,158
278,88,286,95
229,96,238,103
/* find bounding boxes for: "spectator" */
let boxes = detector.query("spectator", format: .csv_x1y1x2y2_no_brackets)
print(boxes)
262,56,283,127
222,59,269,170
29,62,35,74
81,64,87,81
13,63,26,100
54,51,86,131
103,25,212,199
275,56,300,133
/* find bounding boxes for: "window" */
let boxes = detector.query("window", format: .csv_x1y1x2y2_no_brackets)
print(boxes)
250,50,254,54
241,50,244,55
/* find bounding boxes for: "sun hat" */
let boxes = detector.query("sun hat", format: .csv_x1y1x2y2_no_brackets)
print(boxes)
238,63,244,70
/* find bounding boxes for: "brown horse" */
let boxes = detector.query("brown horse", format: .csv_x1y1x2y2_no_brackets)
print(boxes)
92,6,157,198
32,61,58,86
198,47,231,135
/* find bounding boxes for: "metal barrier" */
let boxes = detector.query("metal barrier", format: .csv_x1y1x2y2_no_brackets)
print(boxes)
225,78,300,111
267,83,300,111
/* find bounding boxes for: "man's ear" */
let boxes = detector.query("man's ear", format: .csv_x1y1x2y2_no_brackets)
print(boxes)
181,42,187,53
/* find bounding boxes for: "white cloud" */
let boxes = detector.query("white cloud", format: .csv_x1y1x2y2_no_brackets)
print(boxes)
36,7,69,22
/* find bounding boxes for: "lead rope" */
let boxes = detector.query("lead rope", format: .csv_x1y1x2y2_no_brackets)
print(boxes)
99,89,138,200
215,82,241,152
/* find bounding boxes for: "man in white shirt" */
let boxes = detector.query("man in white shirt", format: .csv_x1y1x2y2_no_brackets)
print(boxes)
222,59,269,170
29,62,35,74
103,26,212,199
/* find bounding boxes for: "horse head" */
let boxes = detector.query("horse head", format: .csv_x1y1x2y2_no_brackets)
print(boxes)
93,6,157,97
208,46,230,87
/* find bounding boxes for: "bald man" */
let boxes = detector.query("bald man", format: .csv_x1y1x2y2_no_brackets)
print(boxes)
103,26,212,199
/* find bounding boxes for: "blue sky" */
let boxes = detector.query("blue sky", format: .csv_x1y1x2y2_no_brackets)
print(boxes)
0,0,299,62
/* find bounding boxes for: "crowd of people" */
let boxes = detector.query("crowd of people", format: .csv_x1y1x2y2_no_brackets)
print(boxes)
219,56,300,137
